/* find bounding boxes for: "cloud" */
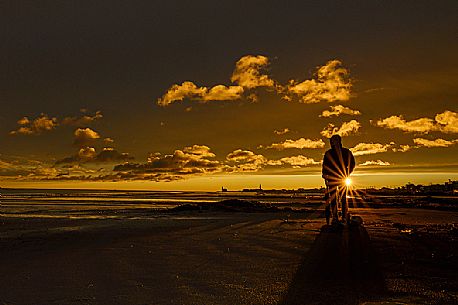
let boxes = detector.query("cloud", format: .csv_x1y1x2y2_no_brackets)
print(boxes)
374,110,458,134
359,160,391,166
157,81,244,106
157,57,354,107
393,145,412,152
103,137,115,144
94,148,133,163
352,142,415,155
350,143,394,156
10,114,58,135
286,60,352,104
320,120,361,138
374,115,437,133
320,105,361,117
157,81,206,106
114,145,223,181
56,147,133,165
274,128,290,135
78,146,97,160
73,128,100,146
17,117,30,125
202,85,244,101
413,137,458,148
435,110,458,133
0,152,125,181
276,155,320,168
225,150,320,171
230,55,275,89
10,110,103,136
226,149,267,172
0,156,62,179
246,93,259,103
267,138,325,150
0,158,30,177
61,111,103,126
157,55,276,106
182,144,216,158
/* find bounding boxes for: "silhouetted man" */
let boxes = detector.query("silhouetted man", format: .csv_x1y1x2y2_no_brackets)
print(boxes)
322,135,355,224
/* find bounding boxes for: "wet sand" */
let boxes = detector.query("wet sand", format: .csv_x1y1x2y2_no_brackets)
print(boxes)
0,208,457,305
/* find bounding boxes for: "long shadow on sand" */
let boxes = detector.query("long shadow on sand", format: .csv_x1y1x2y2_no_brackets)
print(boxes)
282,223,386,305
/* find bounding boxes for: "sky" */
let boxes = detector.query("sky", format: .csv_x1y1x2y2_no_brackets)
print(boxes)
1,1,457,190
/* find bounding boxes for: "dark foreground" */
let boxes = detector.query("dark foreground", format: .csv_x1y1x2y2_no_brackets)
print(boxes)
1,208,457,305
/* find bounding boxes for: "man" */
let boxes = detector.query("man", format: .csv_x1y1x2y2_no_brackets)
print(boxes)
322,135,355,224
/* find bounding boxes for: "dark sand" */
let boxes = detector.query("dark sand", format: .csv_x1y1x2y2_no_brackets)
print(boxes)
1,208,457,305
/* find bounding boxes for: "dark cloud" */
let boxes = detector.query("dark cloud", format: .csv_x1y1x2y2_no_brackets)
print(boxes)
9,114,58,135
225,149,267,172
113,145,223,181
61,111,103,126
55,147,133,165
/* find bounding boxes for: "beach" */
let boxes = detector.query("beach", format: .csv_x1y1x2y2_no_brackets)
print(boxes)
1,193,457,305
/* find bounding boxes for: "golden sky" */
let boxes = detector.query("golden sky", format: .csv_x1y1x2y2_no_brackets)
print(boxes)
1,1,457,190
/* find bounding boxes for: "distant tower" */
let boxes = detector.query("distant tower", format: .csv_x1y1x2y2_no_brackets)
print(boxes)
259,184,262,191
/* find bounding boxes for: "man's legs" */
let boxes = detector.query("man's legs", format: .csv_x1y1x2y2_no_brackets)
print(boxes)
341,186,348,223
328,184,339,223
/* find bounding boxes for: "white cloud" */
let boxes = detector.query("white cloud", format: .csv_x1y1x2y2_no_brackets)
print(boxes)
320,105,361,117
201,85,245,101
277,155,320,168
375,110,458,134
392,145,412,152
320,120,361,138
351,143,394,156
157,57,354,107
360,160,391,166
157,55,275,106
157,81,206,106
274,128,290,135
230,55,275,89
435,110,458,133
267,138,325,150
374,115,437,133
286,60,352,104
182,145,216,158
157,81,244,106
413,137,458,147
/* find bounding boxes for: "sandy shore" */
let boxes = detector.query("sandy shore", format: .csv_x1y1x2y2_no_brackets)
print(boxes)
0,208,457,305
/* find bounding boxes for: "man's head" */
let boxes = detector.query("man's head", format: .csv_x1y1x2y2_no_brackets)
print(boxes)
330,134,342,150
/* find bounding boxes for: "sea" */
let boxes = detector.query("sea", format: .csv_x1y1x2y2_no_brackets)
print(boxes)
0,188,323,219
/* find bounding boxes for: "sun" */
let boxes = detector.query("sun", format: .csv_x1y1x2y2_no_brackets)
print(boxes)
345,177,352,187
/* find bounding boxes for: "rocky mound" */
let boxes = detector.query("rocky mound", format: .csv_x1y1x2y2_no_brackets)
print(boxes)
170,199,279,213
